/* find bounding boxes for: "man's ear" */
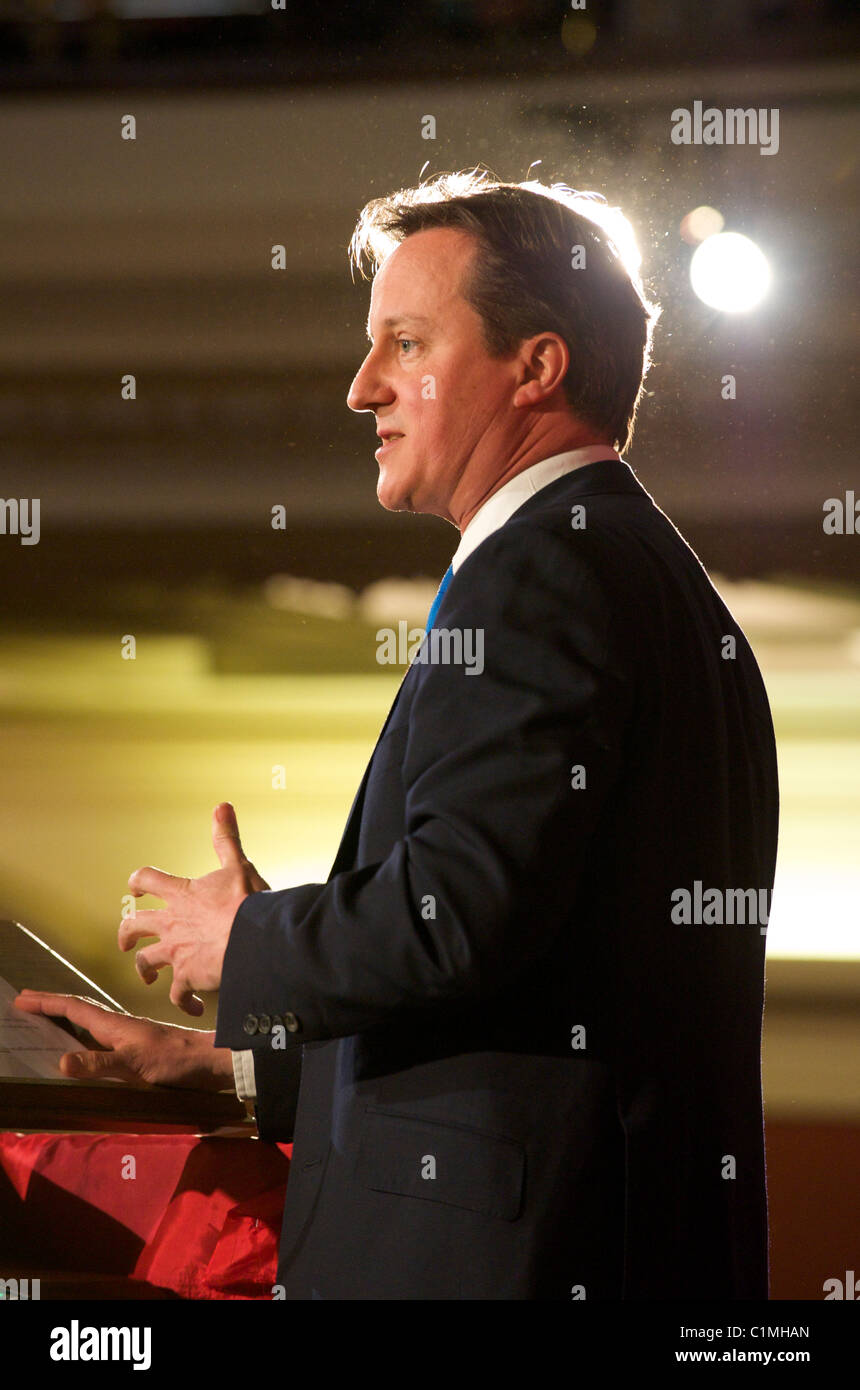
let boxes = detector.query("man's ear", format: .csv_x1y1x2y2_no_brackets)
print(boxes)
511,333,570,408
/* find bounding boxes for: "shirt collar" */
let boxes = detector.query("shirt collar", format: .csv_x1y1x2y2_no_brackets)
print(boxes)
450,445,621,574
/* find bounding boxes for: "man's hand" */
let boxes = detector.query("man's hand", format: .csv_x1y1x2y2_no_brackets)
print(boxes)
13,992,237,1092
119,802,269,1018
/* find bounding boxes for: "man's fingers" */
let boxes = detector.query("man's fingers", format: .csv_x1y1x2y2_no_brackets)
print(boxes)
118,908,169,953
134,946,206,1011
169,976,205,1017
212,801,246,869
134,945,173,985
14,991,118,1036
127,866,186,901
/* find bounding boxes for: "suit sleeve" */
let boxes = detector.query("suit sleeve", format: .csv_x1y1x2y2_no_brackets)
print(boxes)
244,1041,302,1142
214,520,631,1052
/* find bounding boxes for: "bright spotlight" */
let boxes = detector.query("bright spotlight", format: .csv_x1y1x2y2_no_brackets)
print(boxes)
689,232,772,313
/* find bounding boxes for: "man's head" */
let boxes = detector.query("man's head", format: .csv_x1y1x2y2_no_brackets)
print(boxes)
346,168,660,530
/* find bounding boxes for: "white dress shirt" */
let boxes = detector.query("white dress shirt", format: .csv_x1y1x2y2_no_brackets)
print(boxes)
231,442,621,1100
450,444,620,575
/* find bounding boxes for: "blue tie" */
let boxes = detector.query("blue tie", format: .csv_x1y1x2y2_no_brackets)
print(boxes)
425,563,454,632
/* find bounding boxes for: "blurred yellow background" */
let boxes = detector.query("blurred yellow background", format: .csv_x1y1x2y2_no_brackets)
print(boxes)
1,574,857,1111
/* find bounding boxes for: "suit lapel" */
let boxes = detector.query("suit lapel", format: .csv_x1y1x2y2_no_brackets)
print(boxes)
327,665,414,879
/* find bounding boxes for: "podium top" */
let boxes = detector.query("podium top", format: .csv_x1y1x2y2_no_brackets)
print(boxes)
0,920,248,1133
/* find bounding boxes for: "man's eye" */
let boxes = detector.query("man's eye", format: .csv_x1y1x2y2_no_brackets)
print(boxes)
397,339,417,354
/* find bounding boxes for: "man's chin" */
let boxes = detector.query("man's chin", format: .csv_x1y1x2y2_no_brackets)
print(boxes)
376,474,415,514
376,469,452,520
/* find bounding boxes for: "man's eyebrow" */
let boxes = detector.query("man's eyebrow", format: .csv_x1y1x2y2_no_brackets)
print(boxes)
365,314,432,341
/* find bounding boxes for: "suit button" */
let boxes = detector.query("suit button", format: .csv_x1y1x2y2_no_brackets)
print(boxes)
283,1011,301,1033
242,1013,259,1036
257,1014,272,1034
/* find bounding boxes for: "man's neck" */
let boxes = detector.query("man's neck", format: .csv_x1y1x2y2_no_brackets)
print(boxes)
455,433,615,534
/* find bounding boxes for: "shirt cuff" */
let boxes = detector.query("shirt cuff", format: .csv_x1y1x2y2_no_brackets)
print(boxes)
231,1048,257,1101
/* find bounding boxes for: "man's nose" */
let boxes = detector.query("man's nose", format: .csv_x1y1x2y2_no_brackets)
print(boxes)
346,351,394,415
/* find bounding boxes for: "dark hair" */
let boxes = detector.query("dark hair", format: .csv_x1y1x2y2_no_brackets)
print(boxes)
349,167,661,454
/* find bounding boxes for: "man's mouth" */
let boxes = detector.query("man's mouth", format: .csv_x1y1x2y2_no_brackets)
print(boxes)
375,433,404,457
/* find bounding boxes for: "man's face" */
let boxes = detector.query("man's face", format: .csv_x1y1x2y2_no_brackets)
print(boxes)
346,227,520,525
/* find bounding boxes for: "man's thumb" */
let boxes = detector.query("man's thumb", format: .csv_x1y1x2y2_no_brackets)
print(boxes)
212,801,244,867
61,1050,127,1081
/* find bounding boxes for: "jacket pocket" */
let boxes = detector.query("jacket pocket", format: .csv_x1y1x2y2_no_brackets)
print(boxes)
355,1106,525,1221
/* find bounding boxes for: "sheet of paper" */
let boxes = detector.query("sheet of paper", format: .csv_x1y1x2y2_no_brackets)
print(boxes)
0,975,77,1079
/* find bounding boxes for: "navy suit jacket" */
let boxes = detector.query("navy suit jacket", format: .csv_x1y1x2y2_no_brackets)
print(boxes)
214,458,779,1300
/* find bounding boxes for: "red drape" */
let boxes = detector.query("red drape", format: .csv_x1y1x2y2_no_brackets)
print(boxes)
0,1131,291,1300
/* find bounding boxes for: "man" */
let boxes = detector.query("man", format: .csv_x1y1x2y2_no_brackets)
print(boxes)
17,170,779,1299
